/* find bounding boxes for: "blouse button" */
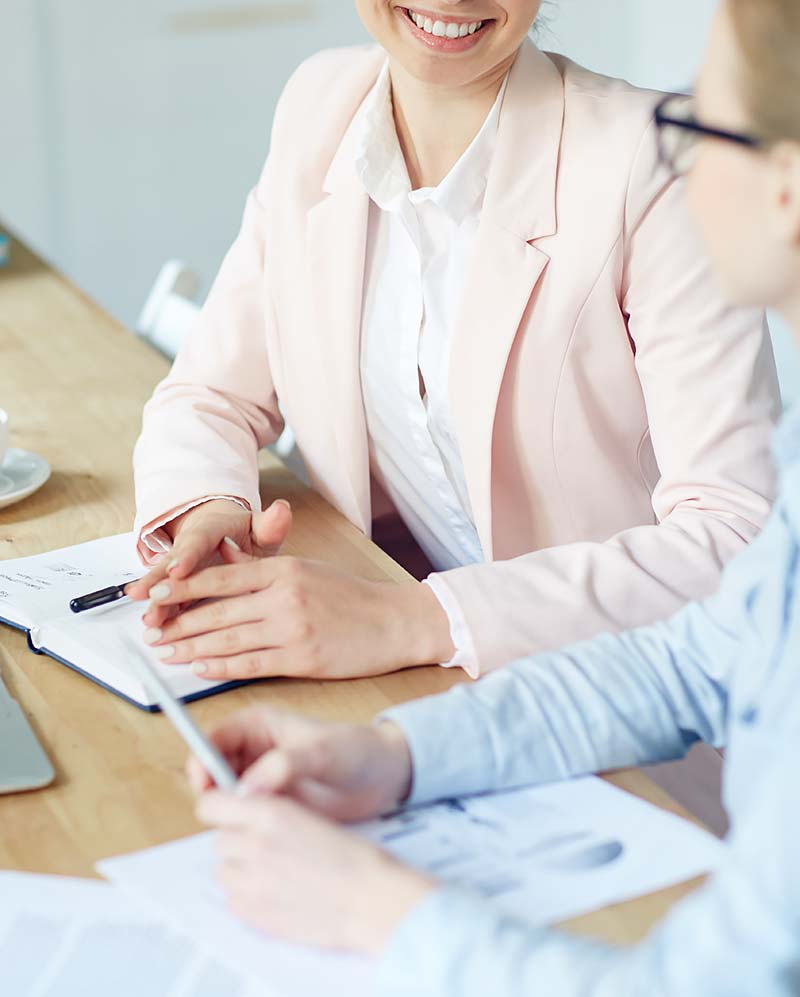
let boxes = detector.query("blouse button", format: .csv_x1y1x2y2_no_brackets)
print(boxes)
740,706,759,725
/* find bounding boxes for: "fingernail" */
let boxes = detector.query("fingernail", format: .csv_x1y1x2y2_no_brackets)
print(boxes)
156,645,176,660
223,536,241,552
167,559,181,573
192,661,209,676
275,499,291,511
149,582,171,601
143,628,163,645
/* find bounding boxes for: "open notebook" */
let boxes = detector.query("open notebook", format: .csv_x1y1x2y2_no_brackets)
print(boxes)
0,533,244,711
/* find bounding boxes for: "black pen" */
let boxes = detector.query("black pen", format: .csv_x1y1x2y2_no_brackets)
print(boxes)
69,580,142,615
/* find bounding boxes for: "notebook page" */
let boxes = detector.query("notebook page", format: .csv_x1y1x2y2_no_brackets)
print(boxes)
0,534,140,633
40,598,229,707
0,872,261,997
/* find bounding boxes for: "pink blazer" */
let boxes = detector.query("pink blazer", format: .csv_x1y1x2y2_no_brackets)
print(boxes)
134,41,780,674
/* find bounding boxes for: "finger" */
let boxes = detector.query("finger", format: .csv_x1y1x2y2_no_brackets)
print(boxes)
197,788,306,833
202,706,282,769
250,500,293,557
190,648,294,682
154,621,278,668
127,561,170,602
147,560,277,607
185,715,279,795
143,601,184,629
186,754,214,795
152,591,265,646
240,733,334,795
219,536,257,567
167,524,228,581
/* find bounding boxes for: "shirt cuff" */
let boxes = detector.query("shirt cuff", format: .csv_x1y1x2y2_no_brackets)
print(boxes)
379,683,499,806
137,495,250,564
423,574,480,678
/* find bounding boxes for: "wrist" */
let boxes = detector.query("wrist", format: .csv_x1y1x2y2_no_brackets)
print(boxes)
376,721,413,808
361,860,437,957
389,582,456,668
166,498,250,541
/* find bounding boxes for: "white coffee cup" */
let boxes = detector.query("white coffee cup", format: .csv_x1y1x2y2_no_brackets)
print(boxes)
0,409,8,465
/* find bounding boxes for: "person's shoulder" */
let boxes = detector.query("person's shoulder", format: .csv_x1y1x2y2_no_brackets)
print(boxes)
547,53,674,214
256,44,383,202
551,52,665,117
273,44,385,135
548,52,667,157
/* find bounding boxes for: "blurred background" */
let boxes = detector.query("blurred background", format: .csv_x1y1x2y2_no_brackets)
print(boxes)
2,0,798,401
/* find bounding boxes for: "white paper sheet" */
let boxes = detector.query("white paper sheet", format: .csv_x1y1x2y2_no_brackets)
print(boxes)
99,776,723,995
0,872,260,997
0,534,140,629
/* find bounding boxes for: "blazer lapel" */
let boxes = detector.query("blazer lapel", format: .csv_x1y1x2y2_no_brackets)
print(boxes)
450,42,565,560
305,121,372,534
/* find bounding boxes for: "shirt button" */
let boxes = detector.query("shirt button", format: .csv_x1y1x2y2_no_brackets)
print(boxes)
740,706,759,725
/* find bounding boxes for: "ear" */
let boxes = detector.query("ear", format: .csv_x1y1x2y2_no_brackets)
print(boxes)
769,141,800,249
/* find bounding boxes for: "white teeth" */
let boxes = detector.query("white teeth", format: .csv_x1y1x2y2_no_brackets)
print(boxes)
408,10,483,38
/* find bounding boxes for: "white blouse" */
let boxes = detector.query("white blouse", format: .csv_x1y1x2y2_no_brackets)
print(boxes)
356,63,507,674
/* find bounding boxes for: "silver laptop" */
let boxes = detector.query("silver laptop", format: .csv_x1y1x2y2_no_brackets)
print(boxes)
0,672,54,794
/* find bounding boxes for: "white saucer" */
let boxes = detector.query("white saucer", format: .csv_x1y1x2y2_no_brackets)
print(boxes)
0,448,52,510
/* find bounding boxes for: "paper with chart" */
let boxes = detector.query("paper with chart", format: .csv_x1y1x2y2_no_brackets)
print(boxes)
99,776,723,995
0,872,261,997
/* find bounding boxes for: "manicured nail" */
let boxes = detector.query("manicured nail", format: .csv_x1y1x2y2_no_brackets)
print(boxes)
156,645,176,660
192,661,209,676
143,628,162,645
149,582,171,602
223,536,241,552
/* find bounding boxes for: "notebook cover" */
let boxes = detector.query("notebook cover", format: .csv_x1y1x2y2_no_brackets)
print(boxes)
0,616,252,712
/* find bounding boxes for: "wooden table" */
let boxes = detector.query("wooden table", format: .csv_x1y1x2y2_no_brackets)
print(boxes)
0,229,705,947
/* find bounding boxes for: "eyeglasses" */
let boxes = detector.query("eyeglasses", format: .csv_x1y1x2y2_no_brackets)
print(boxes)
653,94,767,176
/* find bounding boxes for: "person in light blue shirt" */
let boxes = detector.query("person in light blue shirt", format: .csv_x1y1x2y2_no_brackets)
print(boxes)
189,1,800,992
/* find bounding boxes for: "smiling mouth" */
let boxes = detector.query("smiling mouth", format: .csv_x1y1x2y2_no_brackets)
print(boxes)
400,7,492,39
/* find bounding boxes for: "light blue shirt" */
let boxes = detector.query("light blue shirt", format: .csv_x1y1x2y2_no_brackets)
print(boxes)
378,407,800,996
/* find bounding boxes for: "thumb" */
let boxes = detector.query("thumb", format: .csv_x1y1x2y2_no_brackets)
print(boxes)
241,739,328,795
251,499,293,556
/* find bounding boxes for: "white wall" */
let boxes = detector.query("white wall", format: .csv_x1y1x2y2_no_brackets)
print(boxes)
1,0,369,325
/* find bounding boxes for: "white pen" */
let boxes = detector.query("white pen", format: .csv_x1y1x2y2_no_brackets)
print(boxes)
120,633,238,792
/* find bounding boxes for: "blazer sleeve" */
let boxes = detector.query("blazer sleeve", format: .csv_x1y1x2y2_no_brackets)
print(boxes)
432,120,782,674
132,157,284,563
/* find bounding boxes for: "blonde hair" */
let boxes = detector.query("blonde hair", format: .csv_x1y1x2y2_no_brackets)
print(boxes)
727,0,800,143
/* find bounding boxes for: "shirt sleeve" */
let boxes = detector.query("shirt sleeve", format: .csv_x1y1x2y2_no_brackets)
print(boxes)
378,717,800,997
423,575,480,678
381,510,778,806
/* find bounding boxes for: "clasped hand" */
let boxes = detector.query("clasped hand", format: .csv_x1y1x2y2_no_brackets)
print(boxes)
126,499,454,680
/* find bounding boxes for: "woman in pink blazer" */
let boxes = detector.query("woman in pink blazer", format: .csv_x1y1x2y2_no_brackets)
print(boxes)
129,1,780,683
